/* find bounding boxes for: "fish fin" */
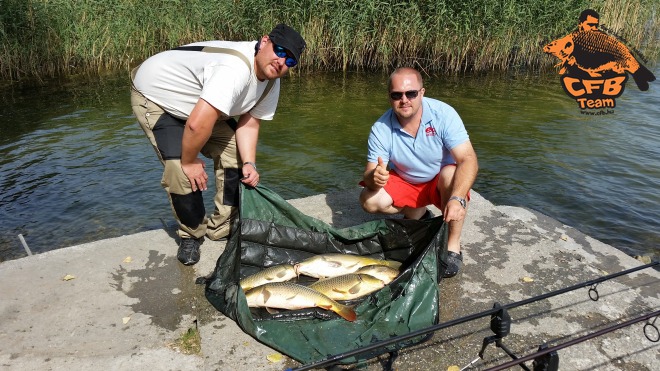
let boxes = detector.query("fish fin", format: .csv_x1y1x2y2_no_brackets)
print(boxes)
567,56,576,66
585,69,602,77
348,283,362,295
333,304,357,322
262,288,272,303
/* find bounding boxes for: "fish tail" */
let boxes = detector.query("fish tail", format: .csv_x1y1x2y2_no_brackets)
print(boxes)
332,303,357,322
632,64,656,91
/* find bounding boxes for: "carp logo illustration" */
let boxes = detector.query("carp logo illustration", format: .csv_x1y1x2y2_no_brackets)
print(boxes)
543,9,655,111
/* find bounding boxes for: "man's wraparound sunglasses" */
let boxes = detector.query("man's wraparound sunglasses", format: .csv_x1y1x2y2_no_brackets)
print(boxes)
273,44,297,67
390,90,420,100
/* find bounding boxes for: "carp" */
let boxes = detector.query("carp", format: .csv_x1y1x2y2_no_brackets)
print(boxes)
245,282,357,321
354,265,400,284
294,253,402,279
239,264,297,291
309,273,385,301
543,30,655,91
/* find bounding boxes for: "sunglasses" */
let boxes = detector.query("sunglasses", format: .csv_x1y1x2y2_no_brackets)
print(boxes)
273,44,297,67
389,90,420,100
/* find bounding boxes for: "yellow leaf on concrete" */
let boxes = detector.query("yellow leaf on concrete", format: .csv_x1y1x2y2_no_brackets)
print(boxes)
123,256,133,263
447,366,460,371
267,353,283,363
122,317,131,324
62,274,76,281
521,277,534,283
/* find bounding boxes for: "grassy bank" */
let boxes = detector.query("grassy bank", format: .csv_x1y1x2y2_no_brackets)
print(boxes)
1,0,658,81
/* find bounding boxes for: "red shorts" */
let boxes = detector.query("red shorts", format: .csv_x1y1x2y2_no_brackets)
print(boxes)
381,165,470,209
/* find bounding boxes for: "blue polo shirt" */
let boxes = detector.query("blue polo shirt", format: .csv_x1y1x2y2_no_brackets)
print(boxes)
366,97,469,184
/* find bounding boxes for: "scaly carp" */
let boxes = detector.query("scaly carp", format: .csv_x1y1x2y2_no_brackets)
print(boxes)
309,273,385,301
355,265,399,284
543,30,655,91
239,264,297,291
294,253,402,279
245,282,357,322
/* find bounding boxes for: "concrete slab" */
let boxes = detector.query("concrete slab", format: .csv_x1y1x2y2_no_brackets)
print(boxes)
0,188,658,371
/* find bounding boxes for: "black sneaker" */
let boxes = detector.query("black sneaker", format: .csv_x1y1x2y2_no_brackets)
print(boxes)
177,237,203,266
443,251,463,278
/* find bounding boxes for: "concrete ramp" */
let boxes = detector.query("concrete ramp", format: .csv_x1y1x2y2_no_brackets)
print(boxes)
1,189,657,370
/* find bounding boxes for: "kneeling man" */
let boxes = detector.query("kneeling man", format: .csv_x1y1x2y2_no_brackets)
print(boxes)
360,67,478,278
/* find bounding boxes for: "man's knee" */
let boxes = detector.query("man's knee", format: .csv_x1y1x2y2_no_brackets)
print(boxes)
361,200,379,214
358,189,373,213
359,188,389,214
171,191,205,229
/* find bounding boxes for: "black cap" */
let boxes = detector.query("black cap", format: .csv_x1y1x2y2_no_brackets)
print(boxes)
268,24,306,63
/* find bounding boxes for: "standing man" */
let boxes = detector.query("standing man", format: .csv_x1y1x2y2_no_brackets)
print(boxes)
131,24,306,266
360,67,478,278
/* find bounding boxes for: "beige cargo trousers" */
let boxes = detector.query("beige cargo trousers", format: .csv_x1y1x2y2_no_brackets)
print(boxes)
130,75,239,241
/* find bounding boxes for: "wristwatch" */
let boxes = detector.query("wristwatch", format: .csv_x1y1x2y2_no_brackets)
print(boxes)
243,162,257,171
448,196,467,209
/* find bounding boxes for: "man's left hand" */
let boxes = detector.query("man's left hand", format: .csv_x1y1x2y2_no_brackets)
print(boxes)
443,201,466,223
241,166,259,187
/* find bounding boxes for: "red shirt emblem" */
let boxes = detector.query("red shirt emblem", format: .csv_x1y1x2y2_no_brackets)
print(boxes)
425,126,437,136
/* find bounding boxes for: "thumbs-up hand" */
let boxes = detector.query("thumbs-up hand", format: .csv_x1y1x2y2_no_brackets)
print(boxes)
373,156,390,188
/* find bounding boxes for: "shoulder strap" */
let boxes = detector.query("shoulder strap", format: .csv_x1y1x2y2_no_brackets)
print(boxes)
255,79,275,107
172,45,251,71
172,45,275,108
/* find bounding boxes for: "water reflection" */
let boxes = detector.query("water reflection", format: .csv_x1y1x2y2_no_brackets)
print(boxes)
0,69,658,262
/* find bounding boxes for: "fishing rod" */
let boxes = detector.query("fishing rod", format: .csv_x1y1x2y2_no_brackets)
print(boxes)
285,261,659,371
481,309,660,371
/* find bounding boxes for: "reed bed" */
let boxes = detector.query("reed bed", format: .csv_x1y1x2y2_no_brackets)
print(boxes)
1,0,658,81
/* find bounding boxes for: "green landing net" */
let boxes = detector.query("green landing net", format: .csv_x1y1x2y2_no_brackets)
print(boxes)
205,184,448,364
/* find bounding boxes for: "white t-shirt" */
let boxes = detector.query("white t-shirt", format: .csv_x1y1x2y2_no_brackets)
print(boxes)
133,40,280,121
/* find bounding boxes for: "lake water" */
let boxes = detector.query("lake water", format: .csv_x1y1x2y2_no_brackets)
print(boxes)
1,68,658,262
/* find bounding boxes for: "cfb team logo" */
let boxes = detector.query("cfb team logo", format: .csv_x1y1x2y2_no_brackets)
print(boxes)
543,9,655,113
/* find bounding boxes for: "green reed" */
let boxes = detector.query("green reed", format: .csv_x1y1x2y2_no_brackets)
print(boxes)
1,0,658,81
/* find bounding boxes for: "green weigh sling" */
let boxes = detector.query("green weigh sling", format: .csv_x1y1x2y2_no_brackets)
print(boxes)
204,184,449,364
